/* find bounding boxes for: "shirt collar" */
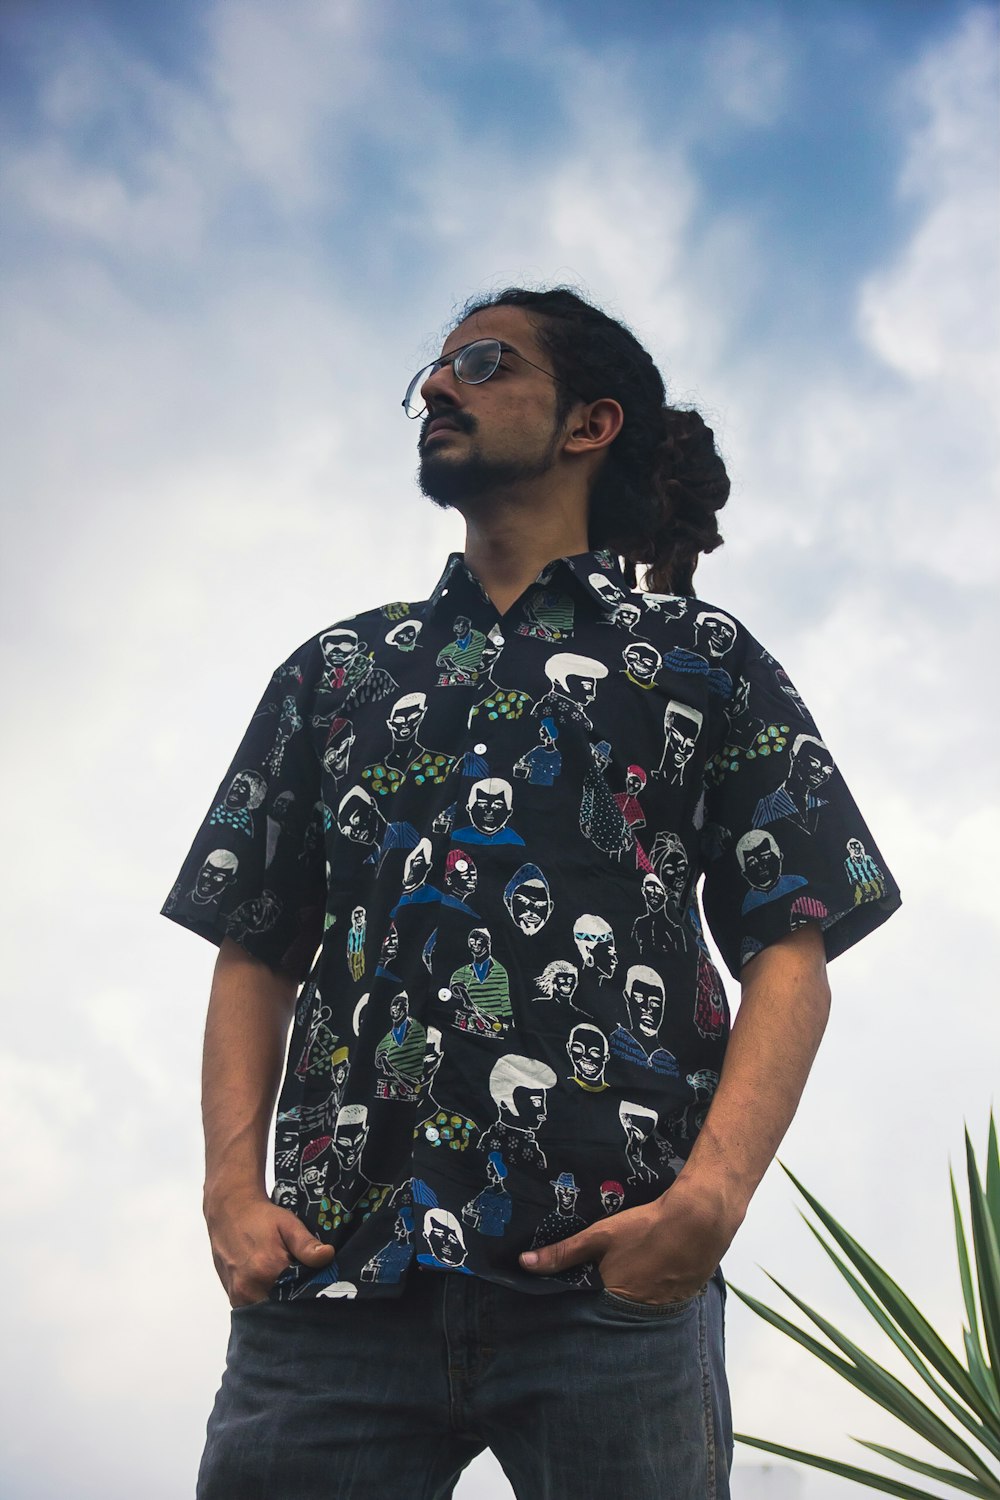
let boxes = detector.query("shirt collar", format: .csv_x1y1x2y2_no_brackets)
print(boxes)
420,549,633,622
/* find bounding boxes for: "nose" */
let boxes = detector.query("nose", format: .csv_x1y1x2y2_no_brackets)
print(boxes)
420,358,462,413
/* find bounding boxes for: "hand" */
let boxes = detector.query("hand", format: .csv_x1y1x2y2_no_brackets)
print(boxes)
520,1177,742,1305
205,1186,335,1307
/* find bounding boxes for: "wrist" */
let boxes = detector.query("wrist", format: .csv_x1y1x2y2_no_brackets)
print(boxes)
657,1165,748,1239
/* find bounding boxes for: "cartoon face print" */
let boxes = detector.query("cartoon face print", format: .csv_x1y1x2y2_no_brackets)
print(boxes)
566,1023,610,1090
191,849,238,905
467,927,491,963
642,592,688,619
319,628,360,673
469,780,511,835
488,1054,556,1133
573,914,618,982
322,719,356,782
299,1135,332,1202
600,1181,625,1214
611,602,642,632
658,700,704,784
503,863,553,935
421,1026,444,1090
332,1104,369,1174
650,833,689,906
737,829,783,892
422,1207,469,1268
385,620,422,651
693,610,737,659
224,771,267,813
623,964,666,1040
402,838,433,892
336,786,380,845
545,653,609,710
533,960,580,1005
452,779,524,846
622,642,662,687
386,692,427,746
445,850,478,901
380,922,399,968
790,735,834,795
619,1100,658,1183
640,872,666,914
588,573,629,608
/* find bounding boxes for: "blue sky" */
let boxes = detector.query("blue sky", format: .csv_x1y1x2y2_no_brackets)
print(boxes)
1,2,997,1497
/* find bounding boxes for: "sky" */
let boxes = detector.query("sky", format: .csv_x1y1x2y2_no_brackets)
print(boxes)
1,1,998,1496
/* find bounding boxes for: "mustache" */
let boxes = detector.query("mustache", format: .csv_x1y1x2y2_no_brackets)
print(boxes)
420,408,477,446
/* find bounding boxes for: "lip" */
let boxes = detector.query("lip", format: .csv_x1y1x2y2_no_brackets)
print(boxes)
423,418,462,443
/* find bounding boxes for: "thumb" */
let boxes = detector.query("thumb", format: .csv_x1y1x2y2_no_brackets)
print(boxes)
521,1227,602,1276
279,1216,336,1264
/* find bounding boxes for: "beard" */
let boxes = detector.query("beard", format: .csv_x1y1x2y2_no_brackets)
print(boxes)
418,416,562,509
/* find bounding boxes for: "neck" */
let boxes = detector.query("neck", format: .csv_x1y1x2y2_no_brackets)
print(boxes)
462,492,590,616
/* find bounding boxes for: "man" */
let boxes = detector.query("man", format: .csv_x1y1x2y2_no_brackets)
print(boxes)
165,286,899,1498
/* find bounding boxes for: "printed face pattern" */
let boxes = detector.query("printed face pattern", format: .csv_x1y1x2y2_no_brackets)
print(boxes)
166,547,899,1302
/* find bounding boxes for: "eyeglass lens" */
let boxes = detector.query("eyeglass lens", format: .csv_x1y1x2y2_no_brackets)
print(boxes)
402,339,503,417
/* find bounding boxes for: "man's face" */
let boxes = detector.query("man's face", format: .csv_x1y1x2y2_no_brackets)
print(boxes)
195,856,235,900
593,935,618,979
324,724,355,779
697,614,736,658
742,836,781,890
657,847,688,900
390,993,407,1026
622,1112,651,1148
453,616,471,639
300,1162,327,1200
225,775,252,809
381,923,399,962
427,1218,466,1266
627,979,665,1039
334,1121,367,1170
468,929,491,961
470,787,509,834
322,633,357,667
445,857,477,898
642,874,666,912
404,844,430,889
556,1183,579,1212
421,1040,443,1086
417,306,569,512
565,672,598,707
794,741,834,792
665,711,699,771
613,603,642,631
625,772,643,796
350,907,364,930
508,1085,547,1132
339,795,379,845
625,645,659,683
847,838,864,860
511,880,550,934
552,969,578,1001
387,700,425,742
567,1028,609,1083
396,623,418,647
601,1188,623,1214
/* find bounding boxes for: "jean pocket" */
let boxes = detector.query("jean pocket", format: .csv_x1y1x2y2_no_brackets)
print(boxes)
598,1287,701,1319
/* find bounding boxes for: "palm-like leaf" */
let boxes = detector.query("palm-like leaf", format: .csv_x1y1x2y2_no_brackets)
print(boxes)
733,1115,1000,1498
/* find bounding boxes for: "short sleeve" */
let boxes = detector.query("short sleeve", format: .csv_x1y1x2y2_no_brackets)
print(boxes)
700,635,900,980
161,645,326,977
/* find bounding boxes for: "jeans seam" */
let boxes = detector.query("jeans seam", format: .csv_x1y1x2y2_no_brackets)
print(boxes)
699,1289,718,1499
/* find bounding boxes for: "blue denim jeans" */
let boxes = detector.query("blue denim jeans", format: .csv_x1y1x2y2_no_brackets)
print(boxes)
198,1269,732,1499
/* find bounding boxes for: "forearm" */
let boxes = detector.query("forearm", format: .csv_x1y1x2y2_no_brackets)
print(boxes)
676,923,831,1226
202,936,298,1204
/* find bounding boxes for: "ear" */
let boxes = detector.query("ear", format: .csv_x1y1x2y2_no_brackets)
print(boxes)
563,398,624,457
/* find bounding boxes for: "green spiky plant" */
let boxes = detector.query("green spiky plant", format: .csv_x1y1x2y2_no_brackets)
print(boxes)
732,1116,1000,1499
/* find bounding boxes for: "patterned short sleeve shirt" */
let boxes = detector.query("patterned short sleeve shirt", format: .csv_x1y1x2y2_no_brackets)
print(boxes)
163,550,900,1301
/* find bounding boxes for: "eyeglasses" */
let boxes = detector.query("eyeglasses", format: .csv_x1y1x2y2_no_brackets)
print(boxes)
402,337,586,419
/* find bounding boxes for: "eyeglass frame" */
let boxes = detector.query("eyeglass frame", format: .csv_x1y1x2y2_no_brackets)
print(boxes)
402,337,588,419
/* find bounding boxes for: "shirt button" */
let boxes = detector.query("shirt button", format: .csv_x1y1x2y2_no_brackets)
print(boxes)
438,987,452,1001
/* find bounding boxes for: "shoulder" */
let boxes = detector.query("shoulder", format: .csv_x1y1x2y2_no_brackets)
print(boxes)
276,596,431,680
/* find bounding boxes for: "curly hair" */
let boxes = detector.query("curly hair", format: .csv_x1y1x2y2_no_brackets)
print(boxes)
457,287,729,596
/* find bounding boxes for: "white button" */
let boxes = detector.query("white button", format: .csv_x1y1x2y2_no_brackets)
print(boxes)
474,742,486,755
438,987,452,1001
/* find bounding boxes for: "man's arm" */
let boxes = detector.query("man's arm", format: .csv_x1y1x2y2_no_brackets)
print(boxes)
521,923,831,1301
202,937,334,1306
